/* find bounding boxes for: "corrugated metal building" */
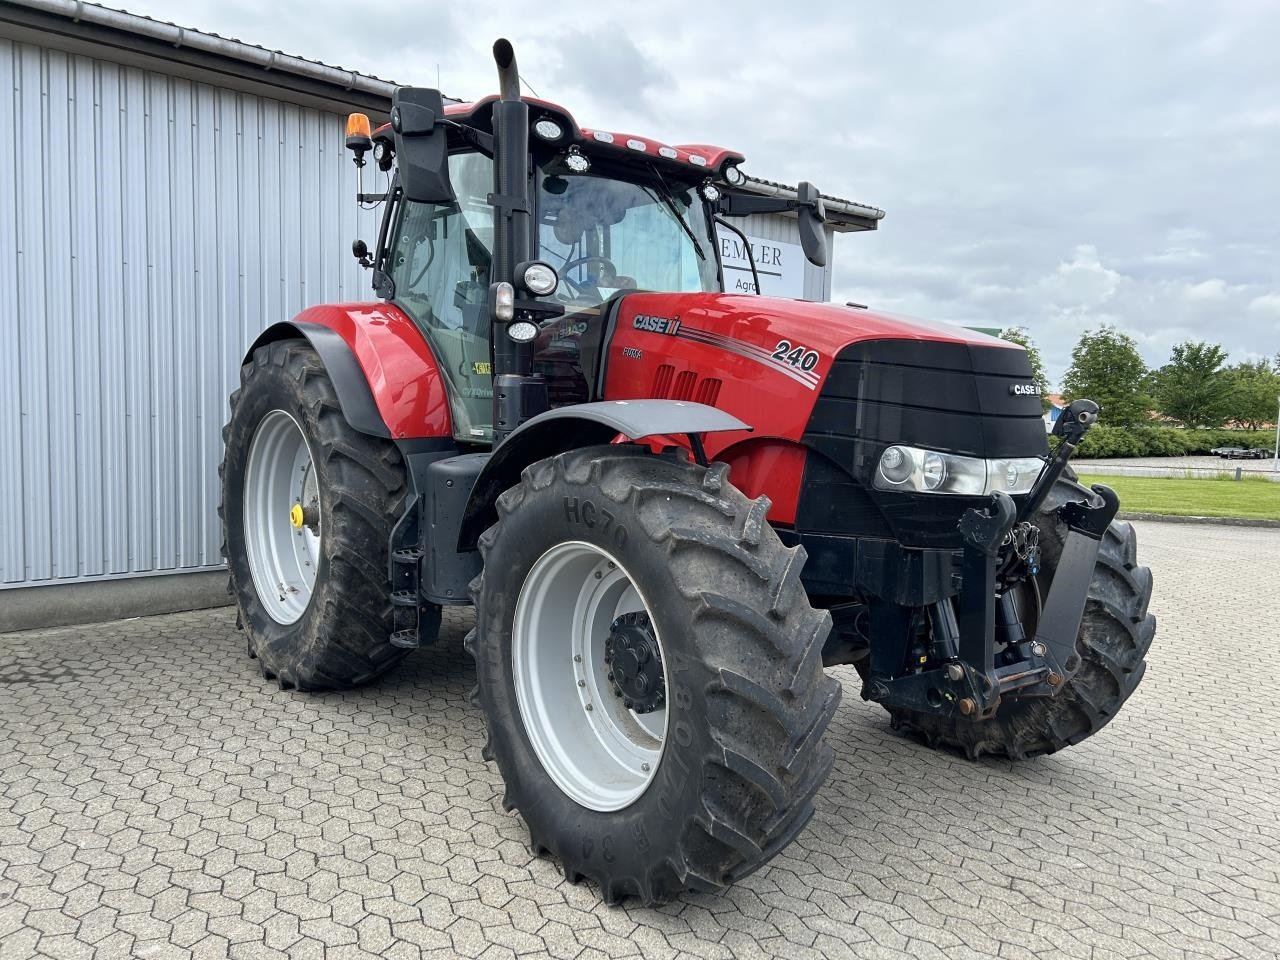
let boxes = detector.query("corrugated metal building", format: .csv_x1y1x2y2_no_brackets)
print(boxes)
0,0,883,626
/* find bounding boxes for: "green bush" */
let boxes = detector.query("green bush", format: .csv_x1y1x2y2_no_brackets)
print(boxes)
1073,425,1274,459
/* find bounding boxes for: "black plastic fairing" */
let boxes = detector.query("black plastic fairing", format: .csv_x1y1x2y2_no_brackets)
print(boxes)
797,338,1049,550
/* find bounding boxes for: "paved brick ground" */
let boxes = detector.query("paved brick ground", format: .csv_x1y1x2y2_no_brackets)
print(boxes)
2,521,1278,959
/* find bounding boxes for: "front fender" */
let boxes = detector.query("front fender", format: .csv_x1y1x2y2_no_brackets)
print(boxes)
243,303,451,440
457,400,749,550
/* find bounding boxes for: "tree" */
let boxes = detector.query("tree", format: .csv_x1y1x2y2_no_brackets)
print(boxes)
999,327,1052,411
1061,325,1151,426
1224,359,1280,430
1152,341,1233,428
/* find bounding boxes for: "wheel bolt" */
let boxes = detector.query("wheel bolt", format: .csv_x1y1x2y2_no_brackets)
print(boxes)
573,655,582,663
585,703,593,711
594,571,602,579
641,763,650,772
578,679,585,687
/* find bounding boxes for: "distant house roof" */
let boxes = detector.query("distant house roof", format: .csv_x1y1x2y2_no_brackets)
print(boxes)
4,0,885,231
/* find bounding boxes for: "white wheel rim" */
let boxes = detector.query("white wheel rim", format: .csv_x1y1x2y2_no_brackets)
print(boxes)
512,541,668,812
243,410,321,625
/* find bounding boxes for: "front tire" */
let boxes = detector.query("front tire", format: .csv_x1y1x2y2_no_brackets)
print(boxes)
220,339,430,691
466,446,841,904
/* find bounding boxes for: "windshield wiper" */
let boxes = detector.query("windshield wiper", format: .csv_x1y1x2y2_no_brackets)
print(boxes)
644,164,705,260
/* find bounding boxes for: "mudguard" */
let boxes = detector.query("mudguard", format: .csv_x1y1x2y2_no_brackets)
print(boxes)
457,400,749,550
242,303,452,440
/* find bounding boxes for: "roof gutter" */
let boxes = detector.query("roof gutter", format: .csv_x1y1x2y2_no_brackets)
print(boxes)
0,0,404,111
742,176,885,233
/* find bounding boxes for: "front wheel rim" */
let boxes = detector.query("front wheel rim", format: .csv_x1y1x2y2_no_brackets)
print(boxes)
243,409,321,625
511,541,668,812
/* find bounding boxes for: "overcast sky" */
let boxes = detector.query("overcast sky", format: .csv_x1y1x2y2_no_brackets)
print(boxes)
122,0,1280,384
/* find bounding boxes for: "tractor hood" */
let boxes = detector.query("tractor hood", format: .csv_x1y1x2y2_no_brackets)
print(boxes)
613,291,1016,366
605,290,1024,398
599,290,1046,460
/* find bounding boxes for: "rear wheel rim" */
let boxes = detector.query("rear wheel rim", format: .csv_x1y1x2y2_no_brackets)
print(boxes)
512,541,668,812
243,410,321,625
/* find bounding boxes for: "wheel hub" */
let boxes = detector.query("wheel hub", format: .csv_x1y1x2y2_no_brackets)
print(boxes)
511,541,668,812
605,612,665,714
243,409,321,625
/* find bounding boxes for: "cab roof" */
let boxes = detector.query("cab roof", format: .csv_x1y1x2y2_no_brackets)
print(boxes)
444,96,746,176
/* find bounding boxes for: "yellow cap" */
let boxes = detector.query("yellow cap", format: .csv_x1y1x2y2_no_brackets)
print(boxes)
346,112,372,140
290,503,305,529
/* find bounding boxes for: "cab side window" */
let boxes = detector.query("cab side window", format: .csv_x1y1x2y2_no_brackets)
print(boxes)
389,152,496,442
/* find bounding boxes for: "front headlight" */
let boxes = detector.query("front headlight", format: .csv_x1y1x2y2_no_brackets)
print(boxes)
874,445,1044,496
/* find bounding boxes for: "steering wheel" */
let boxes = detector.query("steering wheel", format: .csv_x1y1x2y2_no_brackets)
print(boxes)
560,256,618,294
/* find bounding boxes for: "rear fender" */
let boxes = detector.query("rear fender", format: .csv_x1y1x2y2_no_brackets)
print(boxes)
242,303,451,440
457,400,749,550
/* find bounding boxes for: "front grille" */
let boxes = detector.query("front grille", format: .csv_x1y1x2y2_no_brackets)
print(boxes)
798,338,1049,547
806,339,1048,463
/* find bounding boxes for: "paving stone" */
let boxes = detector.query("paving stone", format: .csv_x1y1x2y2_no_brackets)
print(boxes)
0,522,1276,959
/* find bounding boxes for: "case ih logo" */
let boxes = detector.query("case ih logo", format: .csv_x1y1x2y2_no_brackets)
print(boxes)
1009,382,1042,397
633,314,681,335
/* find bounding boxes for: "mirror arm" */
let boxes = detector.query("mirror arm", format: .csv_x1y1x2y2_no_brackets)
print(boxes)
715,192,801,218
442,119,495,158
713,215,762,295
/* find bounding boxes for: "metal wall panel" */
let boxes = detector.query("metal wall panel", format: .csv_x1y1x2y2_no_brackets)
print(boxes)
738,212,835,302
0,36,379,587
0,34,835,590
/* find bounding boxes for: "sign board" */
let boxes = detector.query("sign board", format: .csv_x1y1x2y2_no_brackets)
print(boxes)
716,229,806,299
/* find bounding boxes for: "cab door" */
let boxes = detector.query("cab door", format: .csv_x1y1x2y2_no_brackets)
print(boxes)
386,151,497,442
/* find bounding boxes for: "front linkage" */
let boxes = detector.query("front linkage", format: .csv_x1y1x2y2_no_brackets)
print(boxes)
864,399,1118,720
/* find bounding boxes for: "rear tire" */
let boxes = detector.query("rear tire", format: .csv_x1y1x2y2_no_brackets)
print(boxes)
866,475,1156,760
220,338,430,691
466,446,841,904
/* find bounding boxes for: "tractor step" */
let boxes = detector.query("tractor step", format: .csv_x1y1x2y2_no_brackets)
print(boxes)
387,501,436,648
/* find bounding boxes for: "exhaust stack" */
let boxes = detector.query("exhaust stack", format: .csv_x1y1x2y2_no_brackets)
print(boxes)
488,39,543,441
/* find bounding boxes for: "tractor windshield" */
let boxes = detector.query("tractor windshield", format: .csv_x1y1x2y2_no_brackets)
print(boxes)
536,163,720,300
389,151,721,443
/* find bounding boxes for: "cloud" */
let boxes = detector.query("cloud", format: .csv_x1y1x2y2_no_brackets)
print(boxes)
1248,293,1280,316
548,29,670,117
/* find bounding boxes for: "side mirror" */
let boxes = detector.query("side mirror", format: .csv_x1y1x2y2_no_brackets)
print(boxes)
716,182,828,268
391,87,455,204
795,181,828,268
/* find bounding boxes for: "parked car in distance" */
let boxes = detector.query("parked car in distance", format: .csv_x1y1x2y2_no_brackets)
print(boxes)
1211,446,1271,459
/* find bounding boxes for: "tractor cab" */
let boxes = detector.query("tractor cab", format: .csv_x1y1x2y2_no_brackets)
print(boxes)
346,82,827,444
381,142,722,441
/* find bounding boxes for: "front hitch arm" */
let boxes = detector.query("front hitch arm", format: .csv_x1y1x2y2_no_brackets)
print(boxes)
1021,483,1120,693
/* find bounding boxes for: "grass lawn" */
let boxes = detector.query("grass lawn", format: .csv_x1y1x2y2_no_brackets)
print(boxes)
1075,474,1280,521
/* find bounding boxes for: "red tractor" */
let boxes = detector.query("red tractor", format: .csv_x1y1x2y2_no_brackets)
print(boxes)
221,41,1155,904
